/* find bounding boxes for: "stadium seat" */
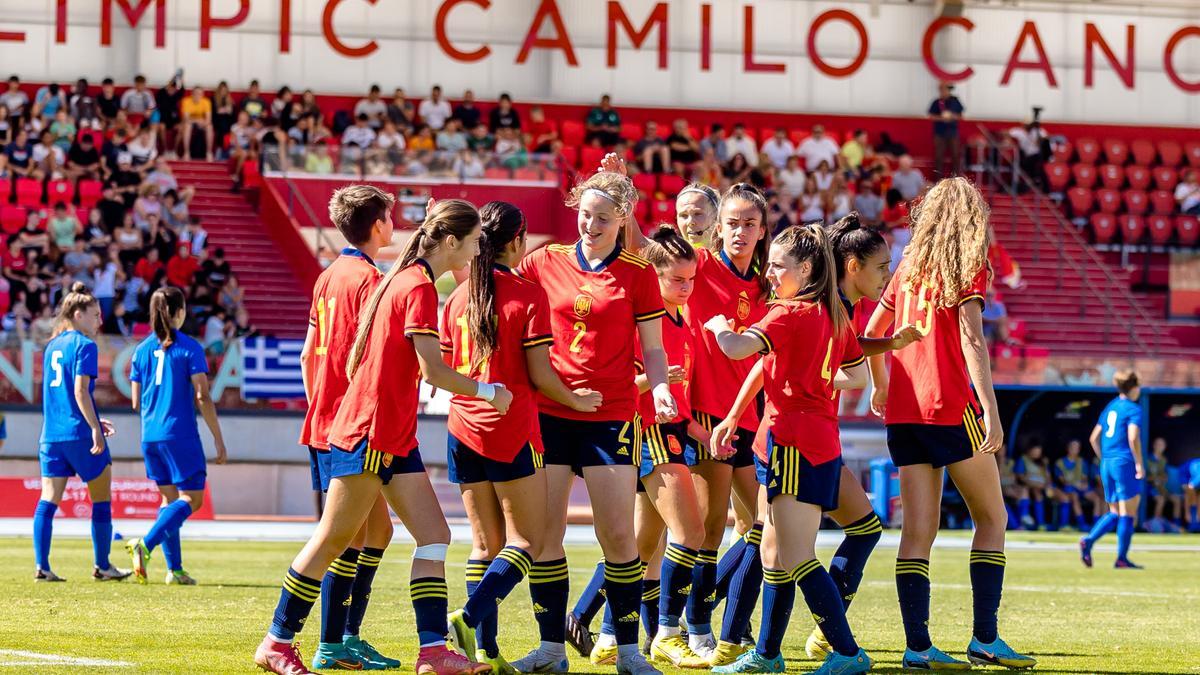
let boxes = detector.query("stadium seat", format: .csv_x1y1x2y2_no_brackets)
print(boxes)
1075,137,1101,164
1186,142,1200,168
560,120,585,147
648,198,675,224
1096,188,1122,214
619,122,643,143
558,146,578,168
1122,190,1148,215
513,166,542,181
1120,215,1146,243
1131,139,1156,166
1090,213,1118,244
78,179,103,208
46,180,74,205
579,145,606,173
1152,166,1178,191
1148,215,1174,245
1072,163,1098,189
756,127,776,145
1157,140,1183,168
1067,188,1094,221
0,206,25,234
1177,215,1199,246
1126,165,1151,191
483,167,511,180
1045,162,1071,194
632,172,657,198
636,198,652,225
1051,139,1073,163
1150,190,1176,215
659,174,685,198
0,179,9,204
1099,164,1125,190
789,129,808,146
1103,138,1129,165
15,178,41,207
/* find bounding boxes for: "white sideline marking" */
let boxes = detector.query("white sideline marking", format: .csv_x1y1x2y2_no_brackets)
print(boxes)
0,649,132,667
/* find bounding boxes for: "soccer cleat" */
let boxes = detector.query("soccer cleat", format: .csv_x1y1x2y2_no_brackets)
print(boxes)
589,640,618,666
477,650,518,675
415,645,491,675
706,641,750,668
711,650,786,674
966,637,1036,670
126,538,150,584
311,642,367,671
93,564,132,581
615,651,662,675
901,645,971,670
808,649,872,675
649,635,708,668
34,568,66,582
509,646,569,673
254,636,313,675
1114,558,1143,570
166,569,198,585
565,613,596,658
344,635,401,669
805,625,833,659
447,610,477,658
688,633,716,660
1078,538,1093,568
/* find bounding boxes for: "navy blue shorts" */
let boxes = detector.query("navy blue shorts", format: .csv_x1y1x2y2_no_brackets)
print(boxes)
539,413,640,476
687,411,755,468
1100,460,1143,503
143,437,207,491
887,415,984,468
40,440,112,483
309,447,332,492
329,438,425,486
764,432,842,511
447,433,537,485
637,421,689,492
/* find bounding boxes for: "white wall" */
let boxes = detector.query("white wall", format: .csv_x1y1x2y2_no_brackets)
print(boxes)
0,0,1197,124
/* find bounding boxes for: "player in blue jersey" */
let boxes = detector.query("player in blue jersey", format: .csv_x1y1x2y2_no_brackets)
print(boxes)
1053,440,1098,531
1184,458,1200,533
1080,370,1145,569
34,282,131,582
125,287,228,584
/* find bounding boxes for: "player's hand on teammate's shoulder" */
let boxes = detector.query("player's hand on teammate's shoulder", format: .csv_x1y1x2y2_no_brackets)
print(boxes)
570,388,603,413
488,383,513,415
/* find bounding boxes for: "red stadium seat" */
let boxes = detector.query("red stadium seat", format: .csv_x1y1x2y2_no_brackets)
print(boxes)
1157,140,1183,168
1122,190,1148,215
1150,190,1176,215
46,180,74,206
579,145,606,173
483,167,511,180
1148,215,1174,245
1045,162,1071,193
1126,165,1151,191
1152,166,1178,191
78,179,103,208
789,129,808,146
1051,139,1073,163
1131,139,1156,167
1090,213,1118,243
15,178,42,207
1096,189,1122,214
0,179,9,204
647,198,675,225
632,172,657,198
1067,187,1094,218
1075,137,1101,164
560,120,585,147
1120,215,1146,243
1099,164,1125,190
620,122,643,142
0,206,26,234
688,125,701,142
1103,138,1129,165
558,146,578,168
1186,142,1200,168
1072,163,1098,189
513,166,542,181
1177,215,1199,246
658,174,685,198
757,127,776,145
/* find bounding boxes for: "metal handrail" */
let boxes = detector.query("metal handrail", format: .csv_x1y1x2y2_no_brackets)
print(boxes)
972,124,1163,357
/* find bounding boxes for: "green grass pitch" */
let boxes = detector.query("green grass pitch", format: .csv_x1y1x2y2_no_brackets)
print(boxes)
1,533,1197,673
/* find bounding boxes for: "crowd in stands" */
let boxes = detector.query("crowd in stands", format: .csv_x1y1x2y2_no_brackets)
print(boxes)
0,74,251,348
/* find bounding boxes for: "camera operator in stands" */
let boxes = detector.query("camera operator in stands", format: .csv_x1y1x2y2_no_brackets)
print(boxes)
1007,107,1052,192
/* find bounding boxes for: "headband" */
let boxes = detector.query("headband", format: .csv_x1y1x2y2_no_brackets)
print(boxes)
585,188,618,204
677,186,718,208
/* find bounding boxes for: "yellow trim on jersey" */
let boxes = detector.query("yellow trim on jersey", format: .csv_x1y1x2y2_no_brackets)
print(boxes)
959,293,985,307
522,335,554,349
547,244,574,255
841,354,866,369
635,308,668,322
405,327,440,337
744,327,773,354
618,251,651,269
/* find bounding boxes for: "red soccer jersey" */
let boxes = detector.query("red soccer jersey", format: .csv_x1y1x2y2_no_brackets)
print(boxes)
327,261,439,456
879,258,990,426
684,248,769,431
299,250,382,450
635,307,694,424
441,266,554,462
517,242,665,421
746,300,864,464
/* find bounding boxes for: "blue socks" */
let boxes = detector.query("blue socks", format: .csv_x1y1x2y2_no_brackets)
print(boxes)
1033,498,1045,528
572,560,607,627
33,500,57,571
529,558,570,643
1058,502,1071,530
345,547,384,637
604,558,643,646
830,513,883,610
640,578,659,637
685,549,718,635
91,501,113,569
756,568,795,658
465,559,494,653
794,559,858,657
1085,512,1118,545
464,547,533,657
713,533,749,606
1018,498,1031,525
270,567,321,641
144,500,192,553
159,506,183,572
320,548,359,644
659,544,697,628
411,577,449,647
969,550,1005,643
1116,515,1135,562
896,558,932,651
720,523,763,643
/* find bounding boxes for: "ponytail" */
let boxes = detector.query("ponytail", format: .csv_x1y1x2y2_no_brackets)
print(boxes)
465,202,526,371
826,212,887,282
772,224,847,334
52,282,98,337
642,224,696,270
149,286,186,349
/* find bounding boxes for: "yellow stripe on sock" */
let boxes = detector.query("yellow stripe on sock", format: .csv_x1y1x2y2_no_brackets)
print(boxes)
790,560,822,582
284,577,320,601
698,551,719,564
744,527,763,545
763,568,793,584
665,546,698,567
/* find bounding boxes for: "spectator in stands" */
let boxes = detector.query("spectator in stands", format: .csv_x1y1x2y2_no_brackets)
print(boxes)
121,75,156,116
162,189,190,229
0,152,7,180
66,131,101,182
418,84,452,130
304,144,334,175
824,176,852,223
798,176,824,222
180,86,214,160
495,127,528,169
181,216,208,256
981,288,1009,345
0,105,11,145
375,119,407,164
761,127,795,170
96,78,120,123
453,149,485,179
231,305,258,338
797,124,840,172
354,84,388,130
1008,120,1049,190
31,129,62,180
202,247,231,288
228,111,255,182
5,129,34,180
63,235,93,274
812,159,835,192
633,121,669,174
436,118,468,153
133,183,163,229
777,155,806,201
928,81,964,176
450,89,481,131
33,82,67,119
272,86,295,125
725,123,757,166
113,211,143,267
147,157,186,196
387,87,415,132
699,123,728,165
49,109,76,152
92,247,121,318
666,119,700,172
525,105,557,153
465,123,493,153
723,152,753,186
134,246,164,284
585,94,621,146
155,74,184,153
490,93,521,132
69,79,98,127
240,79,268,120
840,129,872,177
891,154,926,200
692,147,721,186
342,113,376,152
255,115,286,170
127,124,158,169
146,214,177,266
1175,170,1200,215
211,81,236,154
166,242,199,288
48,202,80,249
2,76,29,127
853,179,885,226
109,153,142,207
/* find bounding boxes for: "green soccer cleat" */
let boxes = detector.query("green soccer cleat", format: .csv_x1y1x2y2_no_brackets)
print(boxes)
805,626,832,659
166,569,197,585
477,649,519,675
447,609,477,659
711,650,786,674
344,635,402,669
125,538,150,584
310,642,366,671
902,645,971,670
966,637,1035,670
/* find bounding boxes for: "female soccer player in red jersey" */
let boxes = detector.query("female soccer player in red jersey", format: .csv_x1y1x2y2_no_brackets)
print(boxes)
510,171,676,675
705,224,873,675
255,199,512,675
674,183,720,247
864,178,1035,669
439,201,603,674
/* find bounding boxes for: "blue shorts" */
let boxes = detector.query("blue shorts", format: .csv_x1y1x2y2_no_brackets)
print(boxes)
309,447,332,492
143,438,207,491
887,416,983,469
1189,461,1200,490
329,438,425,486
1100,460,1143,503
40,440,112,483
637,421,689,492
447,433,537,484
755,452,769,486
539,413,640,477
687,411,755,468
764,432,843,511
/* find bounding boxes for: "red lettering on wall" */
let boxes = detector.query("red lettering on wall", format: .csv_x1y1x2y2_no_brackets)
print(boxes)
322,0,379,58
0,31,25,42
1001,21,1057,87
516,0,578,66
743,5,784,73
200,0,250,50
921,17,974,82
1164,26,1200,93
279,0,292,52
700,3,712,71
101,0,166,48
807,10,868,78
607,1,668,69
436,0,491,62
56,0,68,43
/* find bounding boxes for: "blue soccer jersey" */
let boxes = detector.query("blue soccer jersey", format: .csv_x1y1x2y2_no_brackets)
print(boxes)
1097,397,1142,464
40,330,99,444
130,331,208,443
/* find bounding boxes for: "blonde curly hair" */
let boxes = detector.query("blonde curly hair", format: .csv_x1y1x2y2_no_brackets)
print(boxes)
902,176,991,308
565,171,638,216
